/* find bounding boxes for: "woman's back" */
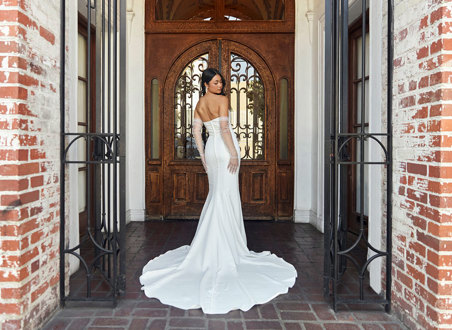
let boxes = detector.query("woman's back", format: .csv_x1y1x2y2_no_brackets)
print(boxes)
195,94,229,122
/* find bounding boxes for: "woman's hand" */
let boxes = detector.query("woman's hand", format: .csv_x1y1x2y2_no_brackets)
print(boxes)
228,156,239,174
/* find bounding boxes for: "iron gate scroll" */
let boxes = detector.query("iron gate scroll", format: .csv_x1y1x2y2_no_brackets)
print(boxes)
323,0,394,311
60,0,127,305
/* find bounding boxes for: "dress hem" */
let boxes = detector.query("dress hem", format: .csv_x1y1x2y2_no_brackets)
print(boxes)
141,274,297,315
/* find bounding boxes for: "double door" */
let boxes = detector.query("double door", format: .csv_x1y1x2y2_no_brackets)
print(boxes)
145,36,294,220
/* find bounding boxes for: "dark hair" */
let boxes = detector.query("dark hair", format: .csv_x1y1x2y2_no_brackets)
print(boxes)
201,68,226,96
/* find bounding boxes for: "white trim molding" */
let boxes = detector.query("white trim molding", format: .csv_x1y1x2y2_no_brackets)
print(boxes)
127,209,146,222
306,11,316,43
294,209,317,224
316,13,326,234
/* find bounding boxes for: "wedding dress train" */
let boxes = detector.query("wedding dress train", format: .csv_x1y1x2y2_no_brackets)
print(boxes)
139,115,297,314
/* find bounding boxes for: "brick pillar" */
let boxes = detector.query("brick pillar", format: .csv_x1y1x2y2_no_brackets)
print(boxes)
0,0,60,329
393,1,452,329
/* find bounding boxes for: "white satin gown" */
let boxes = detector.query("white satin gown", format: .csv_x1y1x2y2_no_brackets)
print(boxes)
139,115,297,314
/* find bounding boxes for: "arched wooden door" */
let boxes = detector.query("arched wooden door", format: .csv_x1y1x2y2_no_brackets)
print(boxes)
162,39,276,219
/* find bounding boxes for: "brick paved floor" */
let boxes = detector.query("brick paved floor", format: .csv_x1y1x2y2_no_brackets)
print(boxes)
43,221,406,330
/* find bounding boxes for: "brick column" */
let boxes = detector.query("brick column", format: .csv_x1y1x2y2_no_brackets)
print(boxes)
393,0,452,329
0,0,60,329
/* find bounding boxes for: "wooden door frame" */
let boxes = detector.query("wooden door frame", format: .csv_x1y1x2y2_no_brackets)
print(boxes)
144,0,295,219
145,34,294,219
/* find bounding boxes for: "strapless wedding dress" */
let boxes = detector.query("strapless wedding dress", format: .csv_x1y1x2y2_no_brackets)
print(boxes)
139,116,297,314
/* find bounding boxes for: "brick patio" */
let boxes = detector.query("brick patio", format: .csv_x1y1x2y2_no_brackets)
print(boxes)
43,222,406,330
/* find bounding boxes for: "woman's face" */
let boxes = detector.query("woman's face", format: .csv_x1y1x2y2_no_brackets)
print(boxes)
205,74,223,94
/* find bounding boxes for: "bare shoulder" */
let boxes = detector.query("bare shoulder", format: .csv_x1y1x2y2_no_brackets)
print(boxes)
218,95,229,102
217,95,229,106
217,95,230,117
194,97,206,118
198,96,207,105
196,96,207,110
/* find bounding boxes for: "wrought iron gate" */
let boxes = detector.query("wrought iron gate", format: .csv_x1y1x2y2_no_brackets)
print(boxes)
59,0,126,305
323,0,394,311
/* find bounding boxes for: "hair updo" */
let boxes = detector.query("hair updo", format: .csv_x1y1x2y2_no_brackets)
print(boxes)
201,68,226,96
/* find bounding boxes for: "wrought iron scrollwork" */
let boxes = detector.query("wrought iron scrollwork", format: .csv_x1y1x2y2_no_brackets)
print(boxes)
60,0,126,306
63,133,119,164
230,53,265,160
174,54,209,159
174,52,265,161
62,134,123,304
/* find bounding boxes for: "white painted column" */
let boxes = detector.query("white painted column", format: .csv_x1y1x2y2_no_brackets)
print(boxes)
125,0,146,222
67,0,80,275
315,12,326,233
368,0,384,294
294,0,316,223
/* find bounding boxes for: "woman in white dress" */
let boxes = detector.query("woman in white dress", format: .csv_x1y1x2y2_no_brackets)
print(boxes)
140,68,297,314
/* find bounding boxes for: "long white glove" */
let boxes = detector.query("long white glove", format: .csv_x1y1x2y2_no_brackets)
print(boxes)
219,116,239,173
193,118,208,172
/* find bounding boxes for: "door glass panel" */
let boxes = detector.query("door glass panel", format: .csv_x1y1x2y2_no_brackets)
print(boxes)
225,0,284,20
78,33,87,78
224,15,241,21
77,126,87,164
356,36,362,79
364,33,370,76
355,132,369,216
174,53,209,159
78,170,87,213
77,80,87,123
356,80,369,124
354,29,370,217
156,0,215,20
356,32,370,79
77,32,88,218
224,0,284,20
230,53,265,160
151,79,160,159
279,78,288,160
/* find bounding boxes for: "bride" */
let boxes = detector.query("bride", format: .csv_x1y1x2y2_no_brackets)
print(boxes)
140,68,297,314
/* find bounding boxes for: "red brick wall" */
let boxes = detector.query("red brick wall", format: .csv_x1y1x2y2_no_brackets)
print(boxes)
0,0,60,329
393,0,452,328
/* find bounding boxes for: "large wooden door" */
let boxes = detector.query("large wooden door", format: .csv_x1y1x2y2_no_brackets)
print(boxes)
144,1,294,220
161,39,276,219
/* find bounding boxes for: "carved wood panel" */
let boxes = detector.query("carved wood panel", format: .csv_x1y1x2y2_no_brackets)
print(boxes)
145,0,295,34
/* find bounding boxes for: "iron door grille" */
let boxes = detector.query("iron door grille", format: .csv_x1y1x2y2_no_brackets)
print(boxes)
59,0,127,305
323,0,394,311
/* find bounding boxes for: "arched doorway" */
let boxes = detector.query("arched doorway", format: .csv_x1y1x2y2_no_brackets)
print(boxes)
163,40,276,219
145,0,295,220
